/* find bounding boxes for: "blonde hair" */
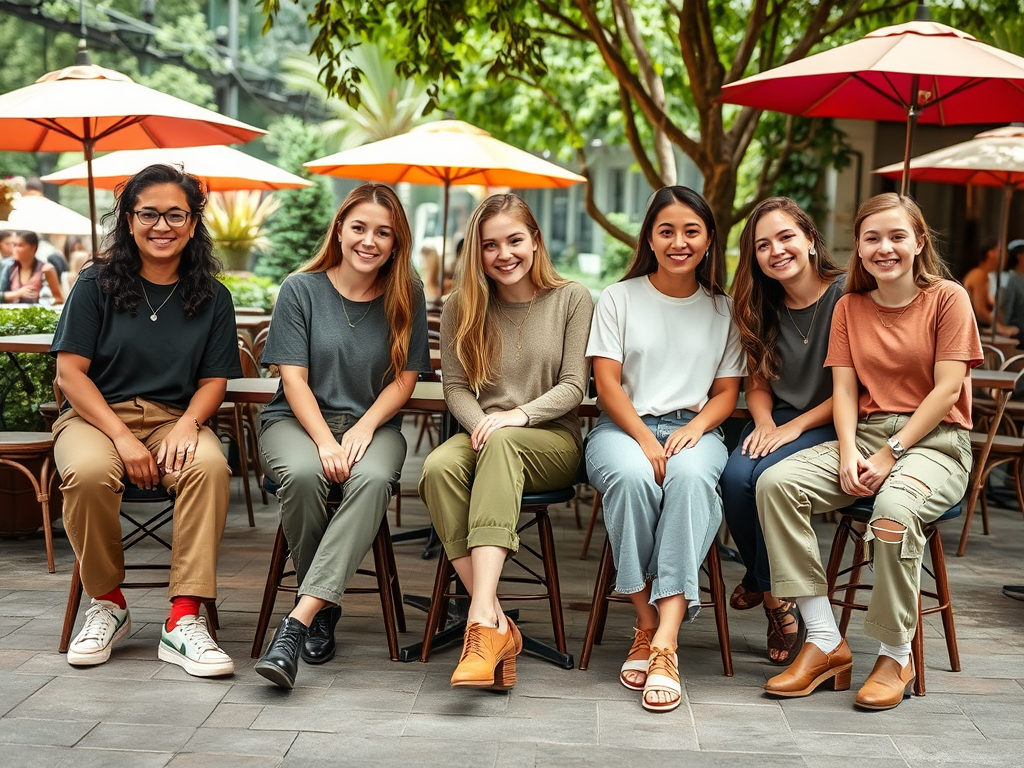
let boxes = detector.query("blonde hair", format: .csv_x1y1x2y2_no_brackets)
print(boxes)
450,194,566,391
847,193,950,294
299,183,417,383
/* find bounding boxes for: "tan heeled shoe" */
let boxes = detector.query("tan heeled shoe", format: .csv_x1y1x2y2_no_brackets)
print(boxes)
855,655,915,710
450,617,523,690
763,639,852,698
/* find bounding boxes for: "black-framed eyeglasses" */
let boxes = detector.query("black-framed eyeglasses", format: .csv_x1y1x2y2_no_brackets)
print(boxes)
131,209,193,228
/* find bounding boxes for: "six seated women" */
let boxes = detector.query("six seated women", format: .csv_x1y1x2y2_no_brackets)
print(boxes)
46,164,983,714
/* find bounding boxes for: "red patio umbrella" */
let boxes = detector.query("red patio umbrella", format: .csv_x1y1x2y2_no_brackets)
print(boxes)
0,43,265,255
719,7,1024,196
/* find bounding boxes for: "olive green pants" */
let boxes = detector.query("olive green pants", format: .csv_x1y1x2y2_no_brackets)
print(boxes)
756,414,971,645
419,425,580,559
259,415,406,605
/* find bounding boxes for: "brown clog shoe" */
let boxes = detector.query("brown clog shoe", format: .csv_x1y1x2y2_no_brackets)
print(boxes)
855,655,915,710
450,619,523,690
764,639,852,698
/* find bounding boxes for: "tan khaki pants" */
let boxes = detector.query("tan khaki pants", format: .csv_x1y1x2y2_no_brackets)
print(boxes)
756,414,971,645
52,398,230,601
419,425,579,560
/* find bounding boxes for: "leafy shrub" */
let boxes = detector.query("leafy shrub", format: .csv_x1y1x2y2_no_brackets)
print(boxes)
601,212,641,280
218,274,277,313
0,307,59,431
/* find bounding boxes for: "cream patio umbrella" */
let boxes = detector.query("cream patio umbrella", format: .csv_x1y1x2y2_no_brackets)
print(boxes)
0,42,265,255
7,195,94,237
304,120,587,276
41,145,312,193
874,125,1024,340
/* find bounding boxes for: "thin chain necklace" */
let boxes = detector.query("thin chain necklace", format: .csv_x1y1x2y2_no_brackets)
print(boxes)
496,290,538,361
873,304,913,328
328,268,374,328
140,279,179,322
784,280,825,345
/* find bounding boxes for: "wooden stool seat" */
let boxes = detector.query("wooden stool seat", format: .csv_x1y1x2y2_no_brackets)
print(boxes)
59,483,220,653
0,431,56,572
251,479,406,660
825,498,962,697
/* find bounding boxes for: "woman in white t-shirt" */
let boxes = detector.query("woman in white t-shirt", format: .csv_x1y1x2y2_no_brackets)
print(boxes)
585,186,746,713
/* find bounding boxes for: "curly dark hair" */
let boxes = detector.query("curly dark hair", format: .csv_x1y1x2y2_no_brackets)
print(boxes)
96,163,220,319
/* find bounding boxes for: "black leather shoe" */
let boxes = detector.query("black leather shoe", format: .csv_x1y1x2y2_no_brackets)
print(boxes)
302,605,342,664
254,617,308,689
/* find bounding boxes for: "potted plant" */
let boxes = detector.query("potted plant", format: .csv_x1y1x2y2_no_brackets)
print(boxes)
0,306,61,536
205,190,280,273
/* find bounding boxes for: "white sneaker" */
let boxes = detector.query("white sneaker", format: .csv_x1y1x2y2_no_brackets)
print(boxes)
158,615,234,677
67,599,131,666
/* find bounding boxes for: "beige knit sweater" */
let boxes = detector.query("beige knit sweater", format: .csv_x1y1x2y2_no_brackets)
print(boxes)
440,281,594,443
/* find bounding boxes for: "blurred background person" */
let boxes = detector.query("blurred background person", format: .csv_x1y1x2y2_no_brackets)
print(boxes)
1,230,64,305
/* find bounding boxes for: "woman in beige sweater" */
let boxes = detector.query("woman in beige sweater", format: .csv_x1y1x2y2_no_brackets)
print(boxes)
419,193,593,691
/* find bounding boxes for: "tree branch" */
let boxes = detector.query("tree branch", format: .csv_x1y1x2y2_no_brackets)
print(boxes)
612,0,676,184
618,84,664,189
725,0,770,83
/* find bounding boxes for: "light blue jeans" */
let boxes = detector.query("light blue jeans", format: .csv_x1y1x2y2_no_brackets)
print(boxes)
585,412,727,606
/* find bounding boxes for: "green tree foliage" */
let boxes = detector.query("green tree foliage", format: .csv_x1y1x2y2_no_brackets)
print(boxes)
259,0,923,244
255,117,335,283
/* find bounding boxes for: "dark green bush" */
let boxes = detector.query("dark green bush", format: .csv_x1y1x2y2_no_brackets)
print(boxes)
0,307,59,431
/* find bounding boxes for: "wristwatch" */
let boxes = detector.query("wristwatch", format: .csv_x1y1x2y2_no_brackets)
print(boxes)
886,437,906,460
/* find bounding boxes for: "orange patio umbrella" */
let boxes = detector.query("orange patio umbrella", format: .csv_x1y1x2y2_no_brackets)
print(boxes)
41,145,312,193
719,5,1024,195
0,43,265,254
874,125,1024,340
304,120,586,274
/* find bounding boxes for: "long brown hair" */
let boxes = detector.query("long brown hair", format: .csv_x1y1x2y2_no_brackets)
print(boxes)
732,197,843,381
451,193,567,391
621,185,726,297
299,183,416,383
847,193,950,294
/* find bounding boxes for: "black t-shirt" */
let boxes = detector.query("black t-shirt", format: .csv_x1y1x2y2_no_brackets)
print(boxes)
51,269,243,409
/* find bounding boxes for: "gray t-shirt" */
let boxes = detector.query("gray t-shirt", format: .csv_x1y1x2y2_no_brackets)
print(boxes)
259,271,431,430
772,274,846,412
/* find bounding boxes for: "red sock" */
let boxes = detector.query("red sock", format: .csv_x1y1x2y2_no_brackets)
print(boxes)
167,596,202,630
96,588,126,609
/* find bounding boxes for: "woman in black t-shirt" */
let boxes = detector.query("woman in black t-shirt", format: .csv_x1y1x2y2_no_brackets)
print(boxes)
722,197,845,665
51,164,241,678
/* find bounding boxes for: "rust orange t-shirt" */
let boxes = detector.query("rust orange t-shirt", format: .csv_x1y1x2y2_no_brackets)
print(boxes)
824,280,983,429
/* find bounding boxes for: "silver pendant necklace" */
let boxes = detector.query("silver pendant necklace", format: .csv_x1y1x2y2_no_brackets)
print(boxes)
784,280,825,345
328,268,374,328
140,280,179,321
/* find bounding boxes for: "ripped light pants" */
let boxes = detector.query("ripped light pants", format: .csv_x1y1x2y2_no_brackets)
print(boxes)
756,414,972,645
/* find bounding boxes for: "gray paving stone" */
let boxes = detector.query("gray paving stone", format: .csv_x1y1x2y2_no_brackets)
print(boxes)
403,705,598,745
221,681,329,707
166,755,280,768
250,705,408,736
284,732,498,765
201,703,263,729
532,743,799,767
0,716,95,746
893,735,1024,764
800,759,910,768
0,672,51,717
77,723,195,752
181,726,296,756
597,699,700,750
7,677,226,726
55,747,173,768
14,653,162,680
0,744,69,768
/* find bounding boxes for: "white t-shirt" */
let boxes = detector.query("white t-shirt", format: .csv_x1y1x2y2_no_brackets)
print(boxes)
586,275,747,416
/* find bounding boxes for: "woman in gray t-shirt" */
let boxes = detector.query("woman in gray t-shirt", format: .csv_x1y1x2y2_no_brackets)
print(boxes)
254,184,430,689
724,197,846,666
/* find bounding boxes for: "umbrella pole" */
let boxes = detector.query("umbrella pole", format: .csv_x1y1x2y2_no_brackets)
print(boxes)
84,128,99,260
900,75,921,198
440,176,451,288
992,184,1014,344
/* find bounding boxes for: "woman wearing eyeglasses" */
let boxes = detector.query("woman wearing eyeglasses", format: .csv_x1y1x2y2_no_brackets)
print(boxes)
51,164,242,678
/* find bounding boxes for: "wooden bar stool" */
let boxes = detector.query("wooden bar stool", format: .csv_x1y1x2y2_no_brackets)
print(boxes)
251,479,406,660
578,524,734,677
825,499,962,697
0,432,57,573
418,487,576,669
59,484,220,653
